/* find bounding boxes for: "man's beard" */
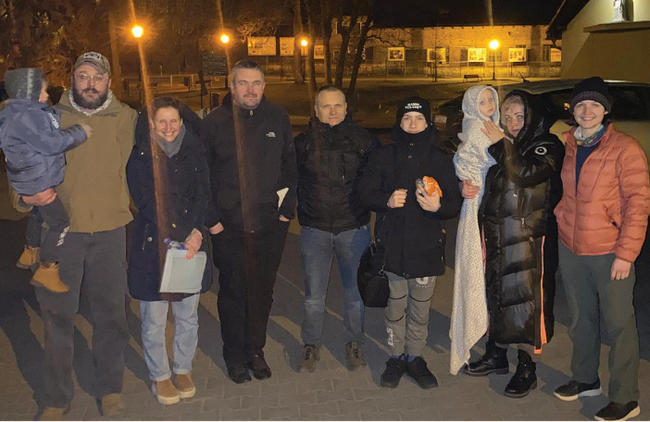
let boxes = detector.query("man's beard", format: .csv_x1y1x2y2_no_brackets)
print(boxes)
73,86,109,110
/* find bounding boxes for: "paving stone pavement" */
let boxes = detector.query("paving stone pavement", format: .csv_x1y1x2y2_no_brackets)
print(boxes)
1,215,650,421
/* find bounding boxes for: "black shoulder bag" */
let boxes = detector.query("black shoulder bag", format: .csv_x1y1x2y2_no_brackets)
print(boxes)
357,146,397,308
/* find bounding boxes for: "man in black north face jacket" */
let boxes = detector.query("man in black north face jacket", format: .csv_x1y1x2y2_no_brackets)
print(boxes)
294,85,378,372
201,60,297,384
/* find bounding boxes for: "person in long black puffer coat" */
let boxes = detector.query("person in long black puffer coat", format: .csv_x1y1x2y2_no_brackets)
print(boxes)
460,90,564,398
127,96,212,406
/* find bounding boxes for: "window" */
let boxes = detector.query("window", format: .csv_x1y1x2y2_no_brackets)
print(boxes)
546,90,573,121
609,87,650,121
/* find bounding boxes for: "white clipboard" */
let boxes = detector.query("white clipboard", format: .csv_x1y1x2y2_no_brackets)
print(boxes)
159,249,207,294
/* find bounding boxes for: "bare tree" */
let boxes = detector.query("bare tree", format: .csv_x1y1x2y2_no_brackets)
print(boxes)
347,13,373,99
486,0,494,26
234,1,284,41
319,0,337,84
333,4,360,87
292,0,305,84
304,0,318,107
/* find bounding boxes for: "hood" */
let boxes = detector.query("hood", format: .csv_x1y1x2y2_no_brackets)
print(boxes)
4,68,43,101
134,101,202,151
505,89,558,144
462,85,500,126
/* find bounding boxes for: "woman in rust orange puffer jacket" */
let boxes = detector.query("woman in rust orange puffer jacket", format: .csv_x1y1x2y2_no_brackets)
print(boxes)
553,77,650,422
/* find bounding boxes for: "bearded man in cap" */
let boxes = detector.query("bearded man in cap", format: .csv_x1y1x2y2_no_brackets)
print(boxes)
21,52,137,420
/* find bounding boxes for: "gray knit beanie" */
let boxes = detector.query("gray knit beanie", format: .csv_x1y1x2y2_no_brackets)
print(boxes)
4,68,44,101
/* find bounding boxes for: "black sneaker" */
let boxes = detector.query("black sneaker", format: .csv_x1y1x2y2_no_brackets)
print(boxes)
247,351,272,380
380,355,407,388
595,401,640,421
405,356,438,389
554,379,602,402
227,363,252,384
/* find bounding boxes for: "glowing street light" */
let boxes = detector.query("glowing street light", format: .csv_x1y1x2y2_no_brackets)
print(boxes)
220,33,230,44
300,37,309,47
489,39,500,81
131,25,144,39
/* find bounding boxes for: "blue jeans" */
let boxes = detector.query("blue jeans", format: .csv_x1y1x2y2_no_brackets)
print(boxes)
140,294,200,381
300,225,371,347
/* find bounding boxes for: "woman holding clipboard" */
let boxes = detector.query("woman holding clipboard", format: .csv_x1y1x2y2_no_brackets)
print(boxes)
126,96,212,406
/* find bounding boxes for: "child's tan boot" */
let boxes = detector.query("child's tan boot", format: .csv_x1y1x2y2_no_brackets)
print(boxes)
31,263,69,293
16,246,40,269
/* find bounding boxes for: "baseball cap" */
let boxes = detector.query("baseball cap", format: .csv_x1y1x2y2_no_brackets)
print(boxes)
74,52,111,75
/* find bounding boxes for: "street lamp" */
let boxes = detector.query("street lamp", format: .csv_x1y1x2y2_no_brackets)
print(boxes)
489,39,499,81
300,37,309,48
131,25,144,39
219,33,230,45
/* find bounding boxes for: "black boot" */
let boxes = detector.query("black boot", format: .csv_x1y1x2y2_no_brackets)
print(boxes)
464,340,509,377
504,350,537,398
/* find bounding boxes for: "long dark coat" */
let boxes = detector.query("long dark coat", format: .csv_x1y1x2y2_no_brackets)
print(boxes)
126,104,212,302
480,90,564,348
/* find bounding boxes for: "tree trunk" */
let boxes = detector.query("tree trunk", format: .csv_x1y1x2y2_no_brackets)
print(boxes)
334,8,358,88
108,11,123,98
486,0,494,26
292,0,305,84
320,0,333,84
307,12,317,108
347,16,371,99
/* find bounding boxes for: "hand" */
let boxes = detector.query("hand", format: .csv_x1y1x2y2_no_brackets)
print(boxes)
209,222,224,235
79,123,93,138
461,180,479,200
481,120,505,143
22,188,57,206
388,189,407,208
416,189,441,212
610,258,632,280
183,229,202,260
279,215,290,222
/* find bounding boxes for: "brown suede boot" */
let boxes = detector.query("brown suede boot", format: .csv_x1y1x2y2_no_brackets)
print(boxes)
99,393,124,416
37,404,71,421
31,263,69,293
152,379,180,405
175,373,196,399
16,246,40,269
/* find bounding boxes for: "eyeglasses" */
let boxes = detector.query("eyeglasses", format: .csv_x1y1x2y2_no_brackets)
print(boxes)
74,74,108,85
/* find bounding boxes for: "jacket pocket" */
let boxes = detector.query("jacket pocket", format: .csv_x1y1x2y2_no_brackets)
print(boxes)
141,224,150,251
604,204,621,229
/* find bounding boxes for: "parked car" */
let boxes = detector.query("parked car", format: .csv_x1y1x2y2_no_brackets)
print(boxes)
434,79,650,162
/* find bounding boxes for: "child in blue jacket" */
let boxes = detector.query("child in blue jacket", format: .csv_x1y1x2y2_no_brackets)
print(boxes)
0,68,90,292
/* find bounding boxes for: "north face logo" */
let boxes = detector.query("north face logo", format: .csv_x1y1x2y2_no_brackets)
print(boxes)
266,132,276,138
404,102,423,110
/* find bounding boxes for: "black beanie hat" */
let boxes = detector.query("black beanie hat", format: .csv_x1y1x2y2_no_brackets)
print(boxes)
396,96,431,125
570,76,611,113
4,68,44,101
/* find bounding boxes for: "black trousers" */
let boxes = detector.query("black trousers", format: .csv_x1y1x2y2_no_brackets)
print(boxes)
212,219,289,366
37,196,70,263
35,227,129,407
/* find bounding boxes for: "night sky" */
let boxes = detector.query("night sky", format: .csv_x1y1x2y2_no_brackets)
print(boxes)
374,0,565,27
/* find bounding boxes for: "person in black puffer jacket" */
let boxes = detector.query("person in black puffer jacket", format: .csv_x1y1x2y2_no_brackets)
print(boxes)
461,90,564,399
294,85,379,372
359,96,462,390
127,96,212,405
